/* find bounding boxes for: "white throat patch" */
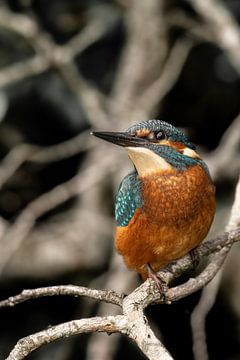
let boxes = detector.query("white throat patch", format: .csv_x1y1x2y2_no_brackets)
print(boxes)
126,147,172,176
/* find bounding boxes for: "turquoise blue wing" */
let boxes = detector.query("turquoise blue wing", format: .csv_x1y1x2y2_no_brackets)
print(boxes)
115,171,142,227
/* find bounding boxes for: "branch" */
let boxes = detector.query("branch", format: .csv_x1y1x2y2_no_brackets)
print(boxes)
190,270,222,360
156,174,240,305
121,290,173,360
110,0,168,123
0,129,92,191
1,152,240,359
0,5,109,127
166,247,229,302
0,144,37,190
1,220,240,359
30,129,92,163
0,147,120,274
155,227,240,293
206,113,240,182
86,250,138,360
6,316,124,360
137,37,194,117
1,227,240,308
0,7,38,38
187,0,240,74
0,285,123,308
166,10,221,44
189,174,240,358
0,56,49,87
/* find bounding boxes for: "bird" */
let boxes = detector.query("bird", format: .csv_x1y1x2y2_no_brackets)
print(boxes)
91,120,216,287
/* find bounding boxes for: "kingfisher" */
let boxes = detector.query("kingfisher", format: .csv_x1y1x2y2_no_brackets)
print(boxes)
91,120,215,287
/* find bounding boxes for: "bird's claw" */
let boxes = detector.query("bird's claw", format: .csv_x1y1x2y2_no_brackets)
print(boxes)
189,248,200,268
145,264,168,301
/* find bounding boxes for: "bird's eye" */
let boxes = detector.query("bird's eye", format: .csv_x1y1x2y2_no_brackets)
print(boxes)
138,130,166,141
155,130,165,140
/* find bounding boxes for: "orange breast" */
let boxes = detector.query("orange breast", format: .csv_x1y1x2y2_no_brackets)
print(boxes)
115,165,215,279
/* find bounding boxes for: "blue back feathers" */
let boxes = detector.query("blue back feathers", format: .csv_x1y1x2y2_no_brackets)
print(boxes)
115,171,142,227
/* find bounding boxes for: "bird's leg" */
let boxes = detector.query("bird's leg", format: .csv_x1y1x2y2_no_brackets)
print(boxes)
189,248,200,268
145,263,168,299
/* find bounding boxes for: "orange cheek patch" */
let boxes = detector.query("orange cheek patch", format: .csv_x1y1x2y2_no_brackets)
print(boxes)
158,140,200,158
135,129,151,138
158,140,185,150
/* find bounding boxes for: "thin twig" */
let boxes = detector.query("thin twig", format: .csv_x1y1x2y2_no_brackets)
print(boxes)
110,0,168,123
6,316,125,360
0,148,120,274
191,270,222,360
0,5,109,127
190,175,240,359
187,0,240,73
0,144,37,189
86,251,138,360
30,129,92,163
0,130,92,189
1,227,240,307
2,212,240,360
137,37,193,116
0,285,123,308
206,114,240,181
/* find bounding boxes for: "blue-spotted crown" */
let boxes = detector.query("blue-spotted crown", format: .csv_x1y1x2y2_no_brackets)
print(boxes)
127,120,196,150
127,120,209,173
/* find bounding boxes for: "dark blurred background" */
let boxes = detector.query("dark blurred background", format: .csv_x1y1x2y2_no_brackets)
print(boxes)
0,0,240,359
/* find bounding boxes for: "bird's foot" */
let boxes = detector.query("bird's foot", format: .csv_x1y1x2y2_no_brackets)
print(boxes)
145,263,168,300
189,248,200,268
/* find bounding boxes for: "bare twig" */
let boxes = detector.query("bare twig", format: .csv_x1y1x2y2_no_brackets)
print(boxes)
166,10,219,44
159,227,240,294
187,0,240,73
206,114,240,181
0,56,49,87
30,129,92,163
1,227,240,307
0,144,37,189
121,286,173,360
226,176,240,231
166,247,229,302
4,206,113,278
110,0,168,123
6,316,125,360
0,129,92,189
0,7,38,38
86,251,138,360
137,37,193,116
0,5,109,127
2,214,240,359
190,175,240,359
0,5,111,69
0,285,123,308
57,60,109,127
0,147,120,274
191,270,222,360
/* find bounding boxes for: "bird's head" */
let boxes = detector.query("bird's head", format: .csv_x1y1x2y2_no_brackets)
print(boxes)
91,120,205,176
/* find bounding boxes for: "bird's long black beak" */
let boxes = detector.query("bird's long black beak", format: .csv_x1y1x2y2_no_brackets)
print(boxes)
91,131,146,147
